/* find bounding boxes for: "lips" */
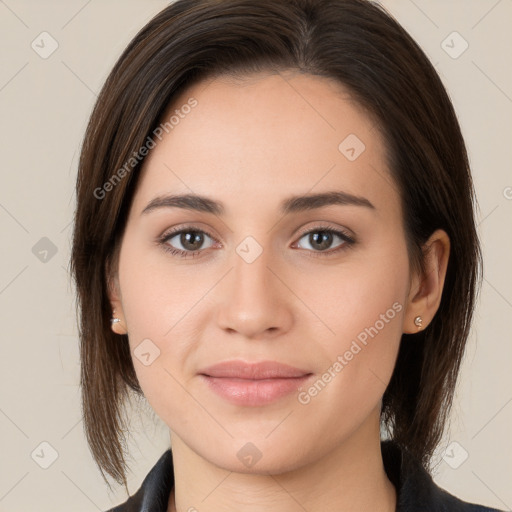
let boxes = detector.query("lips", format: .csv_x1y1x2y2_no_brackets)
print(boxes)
199,360,311,379
198,360,313,406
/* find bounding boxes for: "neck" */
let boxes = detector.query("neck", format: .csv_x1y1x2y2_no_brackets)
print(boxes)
167,421,396,512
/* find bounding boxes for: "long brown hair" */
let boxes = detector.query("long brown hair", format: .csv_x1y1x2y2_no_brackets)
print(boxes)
70,0,482,491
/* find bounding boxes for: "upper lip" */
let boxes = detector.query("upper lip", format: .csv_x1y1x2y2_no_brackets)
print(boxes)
199,360,311,379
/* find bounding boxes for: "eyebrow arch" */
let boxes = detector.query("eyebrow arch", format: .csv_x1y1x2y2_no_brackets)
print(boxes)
141,190,376,216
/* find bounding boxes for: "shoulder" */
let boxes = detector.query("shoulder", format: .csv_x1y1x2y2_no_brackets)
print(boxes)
418,482,505,512
381,440,505,512
104,449,174,512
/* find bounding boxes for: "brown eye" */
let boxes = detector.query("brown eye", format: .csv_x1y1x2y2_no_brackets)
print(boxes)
160,228,216,257
295,227,355,254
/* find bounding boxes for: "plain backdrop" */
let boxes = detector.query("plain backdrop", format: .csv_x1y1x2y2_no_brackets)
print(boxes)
0,1,511,511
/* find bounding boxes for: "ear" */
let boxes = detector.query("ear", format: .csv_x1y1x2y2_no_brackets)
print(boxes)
403,229,450,334
106,254,128,336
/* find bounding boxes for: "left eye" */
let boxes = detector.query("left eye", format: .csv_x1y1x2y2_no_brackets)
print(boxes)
295,228,354,253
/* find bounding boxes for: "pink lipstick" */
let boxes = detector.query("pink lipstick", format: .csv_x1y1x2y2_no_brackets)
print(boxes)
198,360,313,406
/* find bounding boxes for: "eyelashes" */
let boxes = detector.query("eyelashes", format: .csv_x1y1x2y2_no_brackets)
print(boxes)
157,223,356,260
158,227,217,258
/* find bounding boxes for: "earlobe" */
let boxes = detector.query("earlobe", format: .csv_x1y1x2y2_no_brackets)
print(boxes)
110,308,127,335
403,229,450,334
106,257,128,335
109,294,128,335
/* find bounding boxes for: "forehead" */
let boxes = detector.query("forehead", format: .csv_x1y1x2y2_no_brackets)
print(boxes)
133,71,398,219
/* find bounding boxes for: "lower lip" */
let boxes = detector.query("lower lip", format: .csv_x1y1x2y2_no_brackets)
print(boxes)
200,375,312,406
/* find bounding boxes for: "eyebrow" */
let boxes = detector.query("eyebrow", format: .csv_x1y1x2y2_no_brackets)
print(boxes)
141,190,376,216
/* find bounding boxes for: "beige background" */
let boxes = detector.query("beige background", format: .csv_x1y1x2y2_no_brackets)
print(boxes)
0,0,511,510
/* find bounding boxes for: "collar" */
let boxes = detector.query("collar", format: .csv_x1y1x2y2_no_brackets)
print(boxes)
108,440,502,512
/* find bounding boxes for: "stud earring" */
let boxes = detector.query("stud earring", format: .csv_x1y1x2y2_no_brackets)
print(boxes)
110,309,126,334
111,309,121,325
414,316,423,330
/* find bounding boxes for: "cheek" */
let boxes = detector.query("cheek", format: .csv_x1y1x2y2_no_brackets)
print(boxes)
297,239,409,414
118,234,204,337
117,235,212,394
327,226,408,331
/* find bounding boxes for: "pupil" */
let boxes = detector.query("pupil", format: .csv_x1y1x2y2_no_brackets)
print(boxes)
311,231,332,250
182,231,203,250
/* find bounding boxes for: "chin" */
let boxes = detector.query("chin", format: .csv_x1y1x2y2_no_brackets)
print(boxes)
188,434,315,476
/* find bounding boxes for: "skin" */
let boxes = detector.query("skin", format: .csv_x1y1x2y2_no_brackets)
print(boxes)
108,70,450,512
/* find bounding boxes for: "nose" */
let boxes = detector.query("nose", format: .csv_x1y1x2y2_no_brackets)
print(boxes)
214,243,293,340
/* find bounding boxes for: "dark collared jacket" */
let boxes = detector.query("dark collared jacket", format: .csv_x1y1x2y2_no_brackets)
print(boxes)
106,440,505,512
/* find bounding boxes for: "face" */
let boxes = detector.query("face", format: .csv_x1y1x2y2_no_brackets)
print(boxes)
111,71,414,473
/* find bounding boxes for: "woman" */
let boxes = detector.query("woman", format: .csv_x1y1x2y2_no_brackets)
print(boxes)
70,0,505,510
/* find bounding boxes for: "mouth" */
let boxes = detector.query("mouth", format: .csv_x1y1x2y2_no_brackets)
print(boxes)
198,360,313,406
